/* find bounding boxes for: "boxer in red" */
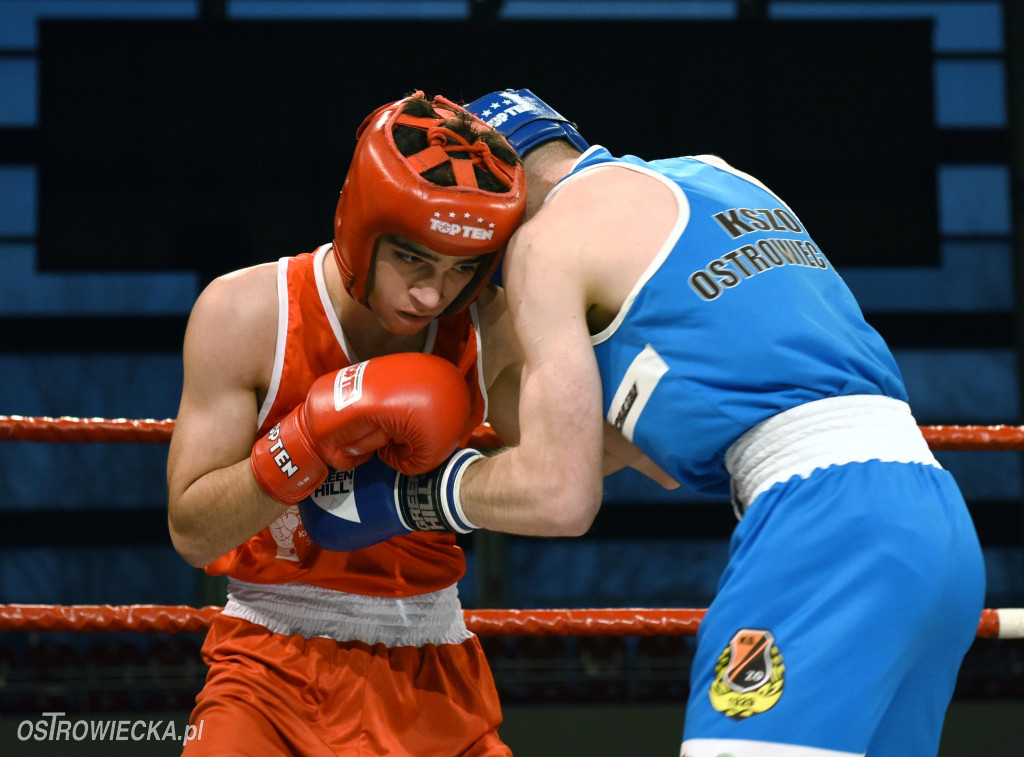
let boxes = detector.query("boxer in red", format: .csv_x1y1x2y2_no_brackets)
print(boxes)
166,91,525,756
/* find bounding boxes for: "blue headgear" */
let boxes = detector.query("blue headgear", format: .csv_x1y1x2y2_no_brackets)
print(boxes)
465,89,589,156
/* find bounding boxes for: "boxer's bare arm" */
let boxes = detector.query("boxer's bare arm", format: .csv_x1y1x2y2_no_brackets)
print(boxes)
460,166,680,534
475,285,522,447
167,264,283,568
477,264,676,487
459,209,605,536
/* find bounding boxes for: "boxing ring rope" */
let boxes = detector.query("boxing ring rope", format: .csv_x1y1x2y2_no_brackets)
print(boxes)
0,415,175,444
6,414,1024,449
2,415,1024,640
1,604,1022,640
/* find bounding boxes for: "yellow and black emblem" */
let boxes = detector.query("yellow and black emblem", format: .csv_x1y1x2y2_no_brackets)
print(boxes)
709,628,784,719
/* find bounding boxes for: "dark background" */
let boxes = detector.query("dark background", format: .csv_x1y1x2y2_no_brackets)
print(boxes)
1,4,1021,753
38,19,936,285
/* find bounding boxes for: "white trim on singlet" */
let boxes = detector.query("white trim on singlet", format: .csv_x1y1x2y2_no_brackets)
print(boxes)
689,153,796,211
312,243,357,362
255,244,469,430
547,150,797,348
313,243,440,359
467,301,488,422
255,256,292,431
541,147,693,347
422,318,439,353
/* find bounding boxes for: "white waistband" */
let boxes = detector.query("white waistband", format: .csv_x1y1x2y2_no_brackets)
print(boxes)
725,395,939,515
221,579,472,647
681,738,862,757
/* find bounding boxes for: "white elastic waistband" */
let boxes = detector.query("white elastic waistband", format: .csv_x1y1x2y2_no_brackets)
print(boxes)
221,579,472,647
725,395,939,515
681,738,862,757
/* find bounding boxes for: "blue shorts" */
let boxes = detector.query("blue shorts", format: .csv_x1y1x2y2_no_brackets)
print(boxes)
681,460,985,757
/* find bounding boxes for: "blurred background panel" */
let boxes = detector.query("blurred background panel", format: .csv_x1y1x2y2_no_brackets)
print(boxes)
0,2,1020,754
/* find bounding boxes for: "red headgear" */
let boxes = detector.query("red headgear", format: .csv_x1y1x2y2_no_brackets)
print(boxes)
333,92,526,315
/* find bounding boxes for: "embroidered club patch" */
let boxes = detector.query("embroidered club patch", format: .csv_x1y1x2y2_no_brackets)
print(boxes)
709,628,785,719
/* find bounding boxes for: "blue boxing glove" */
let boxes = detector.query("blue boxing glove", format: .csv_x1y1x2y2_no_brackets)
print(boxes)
298,449,484,552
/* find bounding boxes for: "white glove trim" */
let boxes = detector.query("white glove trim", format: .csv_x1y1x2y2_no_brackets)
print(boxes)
443,449,484,533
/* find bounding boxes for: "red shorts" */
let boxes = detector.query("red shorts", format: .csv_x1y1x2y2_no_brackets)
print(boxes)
181,613,511,756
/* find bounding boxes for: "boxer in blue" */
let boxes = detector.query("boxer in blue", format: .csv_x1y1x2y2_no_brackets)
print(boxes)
311,89,985,757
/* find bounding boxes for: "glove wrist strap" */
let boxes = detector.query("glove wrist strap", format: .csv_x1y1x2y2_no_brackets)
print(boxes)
396,449,483,533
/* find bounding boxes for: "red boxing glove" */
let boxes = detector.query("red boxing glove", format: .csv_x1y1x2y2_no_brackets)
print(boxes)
250,404,329,505
251,353,472,506
304,352,472,475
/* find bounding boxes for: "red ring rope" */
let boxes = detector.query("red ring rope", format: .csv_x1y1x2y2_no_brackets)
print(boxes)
4,415,1024,450
0,415,175,443
0,605,1021,639
0,605,706,636
0,415,1021,641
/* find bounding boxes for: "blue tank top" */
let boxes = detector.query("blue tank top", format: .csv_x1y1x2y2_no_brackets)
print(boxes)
570,148,907,496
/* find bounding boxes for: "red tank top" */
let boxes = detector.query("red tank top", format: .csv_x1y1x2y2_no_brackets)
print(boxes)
204,246,487,597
